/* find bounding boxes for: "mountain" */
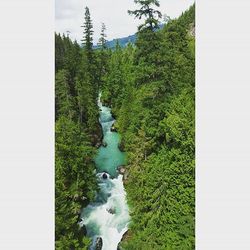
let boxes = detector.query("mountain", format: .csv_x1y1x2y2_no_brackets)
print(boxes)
93,34,136,50
94,24,165,49
106,34,137,48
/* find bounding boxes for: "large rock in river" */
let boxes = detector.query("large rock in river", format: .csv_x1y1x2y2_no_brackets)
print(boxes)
106,207,116,214
95,141,102,148
117,165,126,175
117,166,129,182
118,140,125,152
102,172,108,179
117,230,130,250
110,123,117,132
95,237,103,250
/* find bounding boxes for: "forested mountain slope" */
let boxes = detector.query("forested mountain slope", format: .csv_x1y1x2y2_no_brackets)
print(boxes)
55,2,195,249
101,4,195,250
55,7,108,248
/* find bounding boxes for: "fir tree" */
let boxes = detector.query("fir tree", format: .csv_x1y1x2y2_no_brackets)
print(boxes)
96,23,109,89
128,0,162,31
98,22,107,50
128,0,163,86
76,6,100,133
101,4,195,249
81,7,94,63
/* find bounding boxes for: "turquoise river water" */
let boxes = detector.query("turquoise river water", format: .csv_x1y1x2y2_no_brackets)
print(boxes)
80,95,130,250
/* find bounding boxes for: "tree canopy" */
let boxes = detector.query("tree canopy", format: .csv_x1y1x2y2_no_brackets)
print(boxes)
101,4,195,249
55,2,195,249
128,0,162,31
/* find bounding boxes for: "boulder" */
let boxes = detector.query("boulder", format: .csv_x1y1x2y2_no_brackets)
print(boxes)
123,171,129,182
110,124,117,132
102,141,107,147
117,230,130,250
117,166,129,182
118,141,125,152
95,141,102,148
117,166,126,175
107,207,116,214
102,173,108,179
95,237,103,250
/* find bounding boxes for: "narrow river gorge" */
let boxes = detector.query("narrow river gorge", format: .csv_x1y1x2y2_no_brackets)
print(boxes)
80,95,130,250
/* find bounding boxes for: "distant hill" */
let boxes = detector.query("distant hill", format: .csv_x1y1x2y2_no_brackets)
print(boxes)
106,33,137,48
94,23,165,49
93,34,136,50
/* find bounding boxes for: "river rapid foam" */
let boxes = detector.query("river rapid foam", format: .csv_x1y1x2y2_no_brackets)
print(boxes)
80,95,130,250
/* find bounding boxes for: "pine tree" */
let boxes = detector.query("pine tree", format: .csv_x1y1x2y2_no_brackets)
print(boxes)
128,1,164,89
128,0,162,31
77,6,99,131
96,23,109,89
98,22,107,50
81,7,94,63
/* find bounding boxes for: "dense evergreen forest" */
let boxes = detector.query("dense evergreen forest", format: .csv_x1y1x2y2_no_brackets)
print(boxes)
55,7,106,249
55,1,195,249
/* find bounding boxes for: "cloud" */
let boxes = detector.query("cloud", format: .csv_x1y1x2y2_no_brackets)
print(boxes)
55,0,195,44
55,0,80,20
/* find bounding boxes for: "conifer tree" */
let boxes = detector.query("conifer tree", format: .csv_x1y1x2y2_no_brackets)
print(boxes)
128,0,163,87
77,6,95,124
96,23,109,89
76,6,100,137
81,7,94,63
128,0,162,31
98,22,107,50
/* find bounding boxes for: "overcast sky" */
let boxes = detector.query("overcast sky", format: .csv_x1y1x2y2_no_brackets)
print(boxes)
55,0,195,44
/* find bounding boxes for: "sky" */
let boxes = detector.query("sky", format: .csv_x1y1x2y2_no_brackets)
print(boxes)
55,0,195,44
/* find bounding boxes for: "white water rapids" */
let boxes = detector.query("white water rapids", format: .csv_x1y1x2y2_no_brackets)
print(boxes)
80,95,130,250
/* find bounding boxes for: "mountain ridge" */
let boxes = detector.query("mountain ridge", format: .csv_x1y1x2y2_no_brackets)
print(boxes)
94,23,165,49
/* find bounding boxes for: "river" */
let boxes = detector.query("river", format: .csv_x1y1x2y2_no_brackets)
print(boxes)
80,95,130,250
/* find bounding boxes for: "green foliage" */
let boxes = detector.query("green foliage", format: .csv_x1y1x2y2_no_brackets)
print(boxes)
81,7,94,62
101,3,195,250
55,117,97,249
55,2,195,249
55,6,109,249
95,23,111,89
55,70,75,120
98,23,108,49
128,0,162,31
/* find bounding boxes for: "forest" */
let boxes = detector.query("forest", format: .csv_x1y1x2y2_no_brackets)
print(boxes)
55,1,195,249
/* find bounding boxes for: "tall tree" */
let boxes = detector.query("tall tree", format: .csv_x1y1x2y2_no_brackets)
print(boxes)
95,23,110,89
81,7,94,63
128,0,162,31
78,6,96,121
98,22,107,50
128,0,163,88
77,6,101,139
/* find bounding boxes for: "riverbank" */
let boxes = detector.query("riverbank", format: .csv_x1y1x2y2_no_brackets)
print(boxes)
80,95,130,250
